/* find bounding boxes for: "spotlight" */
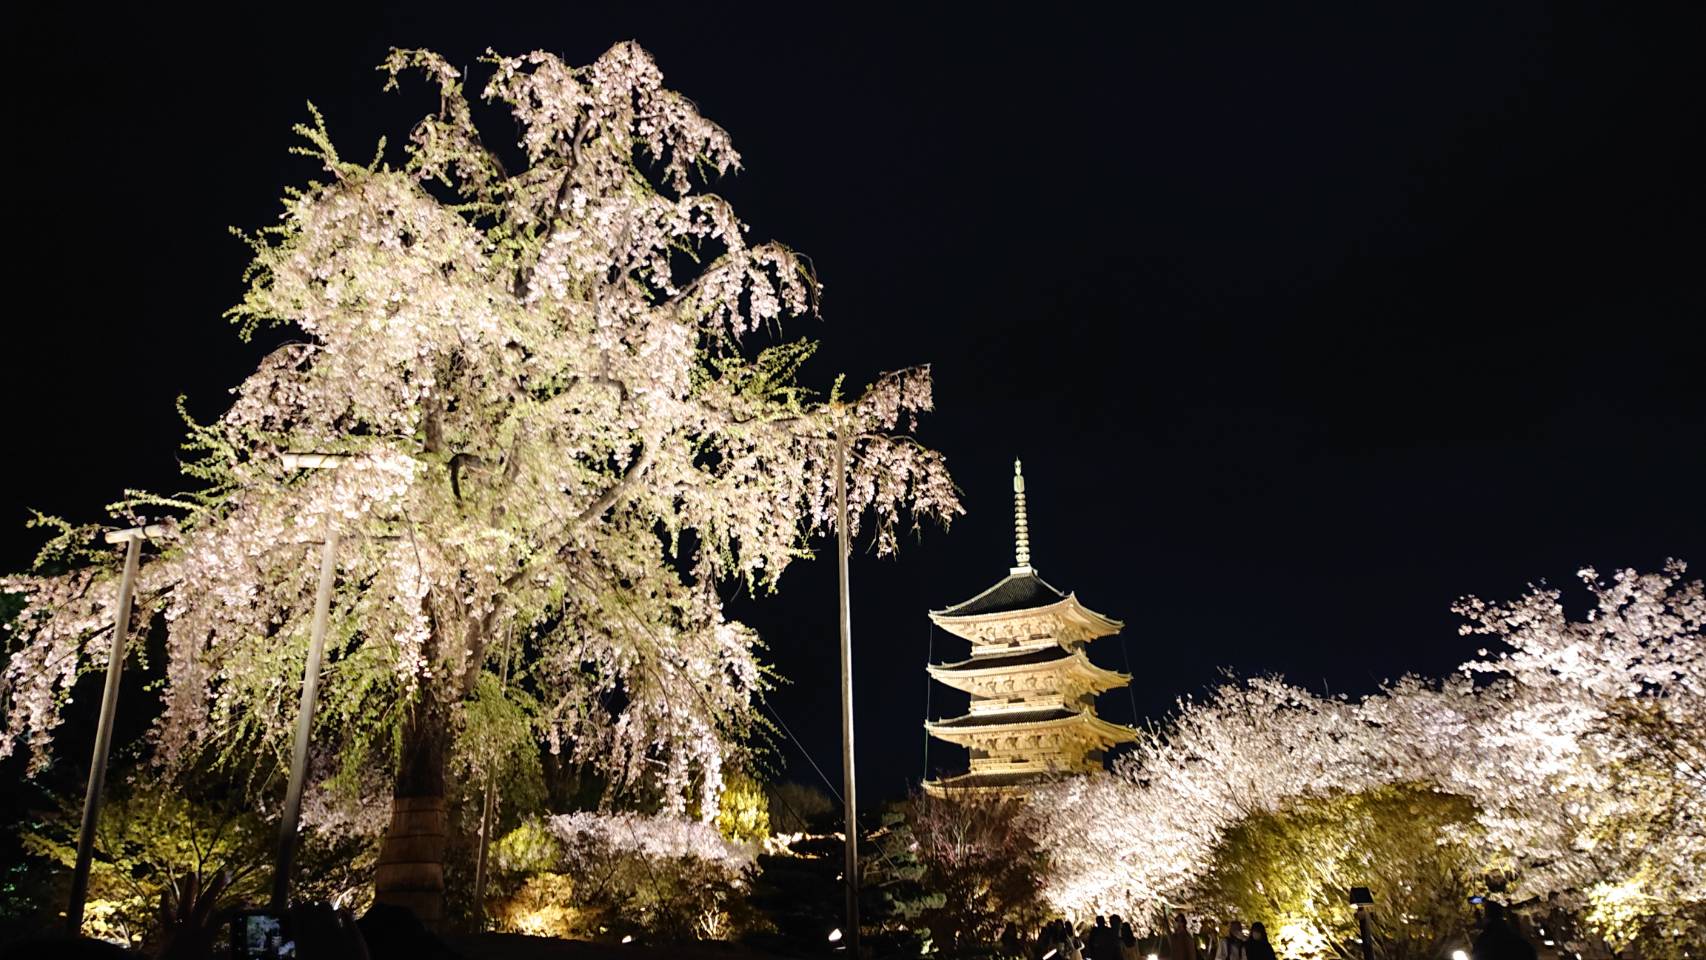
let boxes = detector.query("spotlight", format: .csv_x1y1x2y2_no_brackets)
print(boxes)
828,929,843,943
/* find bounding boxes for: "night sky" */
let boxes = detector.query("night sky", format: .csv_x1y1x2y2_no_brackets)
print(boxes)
4,3,1703,808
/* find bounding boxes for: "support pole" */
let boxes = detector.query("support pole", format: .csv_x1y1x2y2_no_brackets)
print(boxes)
471,628,514,927
67,532,146,934
1357,905,1376,960
833,432,860,957
271,533,339,914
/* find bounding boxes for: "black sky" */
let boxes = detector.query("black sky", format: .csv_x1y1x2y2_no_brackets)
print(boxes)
3,3,1703,807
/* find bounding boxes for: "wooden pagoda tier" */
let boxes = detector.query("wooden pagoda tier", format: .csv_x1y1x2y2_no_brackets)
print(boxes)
923,462,1137,798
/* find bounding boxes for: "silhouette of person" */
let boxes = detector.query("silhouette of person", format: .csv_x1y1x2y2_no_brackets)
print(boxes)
1471,902,1537,960
1245,922,1277,960
1170,914,1199,960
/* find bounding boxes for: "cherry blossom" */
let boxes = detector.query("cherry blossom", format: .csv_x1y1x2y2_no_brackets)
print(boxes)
1,42,958,915
1028,563,1702,950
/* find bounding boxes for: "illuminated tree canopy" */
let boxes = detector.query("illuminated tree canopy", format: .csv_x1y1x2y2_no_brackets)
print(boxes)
1,42,957,917
1194,784,1483,960
1028,563,1703,956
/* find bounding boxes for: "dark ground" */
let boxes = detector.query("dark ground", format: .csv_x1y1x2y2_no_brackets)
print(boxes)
446,934,798,959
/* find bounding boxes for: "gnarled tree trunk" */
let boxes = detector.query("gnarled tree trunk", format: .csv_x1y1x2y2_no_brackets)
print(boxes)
374,697,449,925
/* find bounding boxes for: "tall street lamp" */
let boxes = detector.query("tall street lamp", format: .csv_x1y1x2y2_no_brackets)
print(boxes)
67,523,167,934
832,428,860,958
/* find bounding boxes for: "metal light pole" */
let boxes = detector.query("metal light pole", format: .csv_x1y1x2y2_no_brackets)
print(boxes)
67,524,165,934
471,627,514,927
271,452,345,914
1351,886,1376,960
833,430,860,957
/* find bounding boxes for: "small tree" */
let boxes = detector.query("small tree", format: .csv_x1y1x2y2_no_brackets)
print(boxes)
897,791,1050,954
764,781,835,834
548,811,757,942
21,781,270,952
486,820,577,938
0,41,957,921
714,771,770,845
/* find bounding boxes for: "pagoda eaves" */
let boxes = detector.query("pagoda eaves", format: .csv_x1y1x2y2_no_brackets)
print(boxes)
929,577,1123,648
927,647,1128,700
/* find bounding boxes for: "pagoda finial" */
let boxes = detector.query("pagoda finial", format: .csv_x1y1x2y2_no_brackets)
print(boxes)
1012,459,1032,574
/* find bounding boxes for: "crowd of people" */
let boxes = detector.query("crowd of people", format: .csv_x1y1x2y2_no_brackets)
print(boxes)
1013,914,1281,960
1005,901,1541,960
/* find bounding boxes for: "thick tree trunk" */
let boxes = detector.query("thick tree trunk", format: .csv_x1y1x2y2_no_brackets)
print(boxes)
374,697,450,925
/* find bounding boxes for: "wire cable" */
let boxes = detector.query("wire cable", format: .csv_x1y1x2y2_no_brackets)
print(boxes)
1118,628,1140,727
922,621,935,781
758,699,845,807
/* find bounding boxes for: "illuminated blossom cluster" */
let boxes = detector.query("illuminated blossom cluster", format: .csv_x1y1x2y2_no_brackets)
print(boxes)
0,41,958,838
1028,563,1703,947
549,811,755,875
1028,677,1383,918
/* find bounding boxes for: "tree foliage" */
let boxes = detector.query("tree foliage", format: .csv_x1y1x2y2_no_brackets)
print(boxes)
713,770,770,845
891,792,1050,954
487,812,760,942
1193,784,1483,960
763,780,835,835
22,783,265,949
20,777,368,951
0,41,958,888
1028,563,1703,955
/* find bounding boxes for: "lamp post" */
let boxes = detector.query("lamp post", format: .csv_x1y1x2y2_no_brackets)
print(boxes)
1350,885,1376,960
270,452,345,914
67,524,167,934
833,430,860,957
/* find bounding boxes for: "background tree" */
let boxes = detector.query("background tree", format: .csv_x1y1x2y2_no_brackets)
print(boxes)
1028,563,1703,955
895,792,1050,954
713,771,771,846
0,41,957,922
1192,784,1484,960
1027,676,1381,922
547,811,759,942
16,766,376,951
21,779,270,952
1455,562,1705,955
763,781,835,835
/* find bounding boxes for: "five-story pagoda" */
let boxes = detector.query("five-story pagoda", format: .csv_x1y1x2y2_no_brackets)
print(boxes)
924,461,1136,797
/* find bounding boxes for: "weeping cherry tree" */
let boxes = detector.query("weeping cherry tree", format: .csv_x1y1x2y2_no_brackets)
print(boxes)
0,43,958,921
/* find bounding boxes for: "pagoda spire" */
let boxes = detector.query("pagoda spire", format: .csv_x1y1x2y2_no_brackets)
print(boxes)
1012,459,1033,574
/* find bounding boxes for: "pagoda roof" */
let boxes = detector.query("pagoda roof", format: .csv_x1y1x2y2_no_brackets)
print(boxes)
928,577,1124,643
932,570,1066,617
933,707,1077,728
923,770,1058,795
929,647,1130,696
926,708,1137,747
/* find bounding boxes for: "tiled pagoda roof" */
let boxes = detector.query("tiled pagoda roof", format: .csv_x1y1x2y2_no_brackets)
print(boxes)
934,646,1073,672
931,571,1066,618
931,707,1078,728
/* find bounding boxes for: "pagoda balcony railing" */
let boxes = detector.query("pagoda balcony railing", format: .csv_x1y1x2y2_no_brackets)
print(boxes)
966,695,1067,715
